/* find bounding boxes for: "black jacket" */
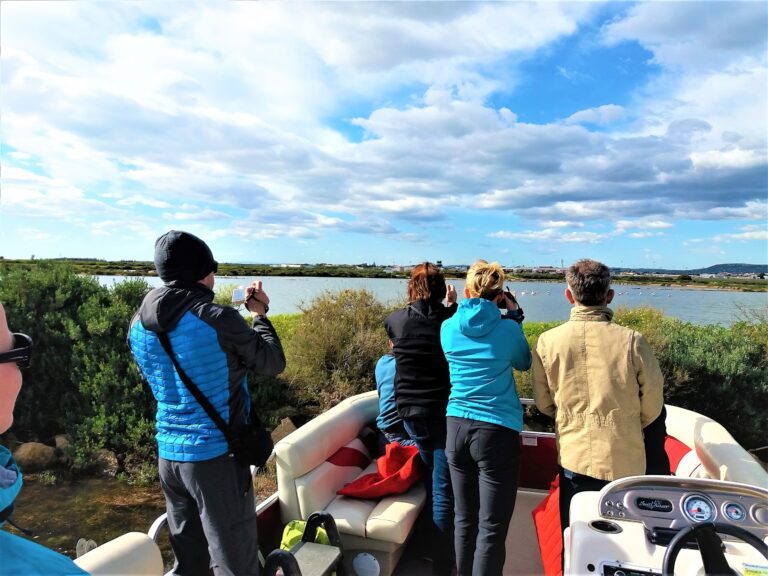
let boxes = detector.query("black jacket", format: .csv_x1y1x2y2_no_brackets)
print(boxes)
384,300,457,419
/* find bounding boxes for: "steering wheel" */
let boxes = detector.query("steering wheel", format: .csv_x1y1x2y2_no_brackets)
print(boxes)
662,522,768,576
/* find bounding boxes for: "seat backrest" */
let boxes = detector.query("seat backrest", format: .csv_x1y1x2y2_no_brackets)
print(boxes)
665,404,767,487
275,391,379,524
73,532,163,575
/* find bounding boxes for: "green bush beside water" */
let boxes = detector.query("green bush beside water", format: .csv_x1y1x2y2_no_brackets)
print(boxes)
0,262,766,482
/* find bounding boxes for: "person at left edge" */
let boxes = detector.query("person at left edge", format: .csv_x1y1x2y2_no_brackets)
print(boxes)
0,303,89,575
129,230,286,576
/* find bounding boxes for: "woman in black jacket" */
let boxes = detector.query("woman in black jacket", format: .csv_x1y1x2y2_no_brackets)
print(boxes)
384,262,457,576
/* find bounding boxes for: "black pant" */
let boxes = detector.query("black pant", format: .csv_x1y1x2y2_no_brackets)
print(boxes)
558,467,609,541
644,406,671,475
446,416,520,576
159,454,259,576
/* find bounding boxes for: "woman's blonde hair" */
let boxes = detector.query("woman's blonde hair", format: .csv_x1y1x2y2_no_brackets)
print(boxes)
465,259,505,300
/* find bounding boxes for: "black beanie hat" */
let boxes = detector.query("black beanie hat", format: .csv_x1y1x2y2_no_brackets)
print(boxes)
154,230,218,283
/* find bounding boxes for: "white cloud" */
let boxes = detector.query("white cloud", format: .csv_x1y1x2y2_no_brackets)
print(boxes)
603,3,767,71
713,225,768,243
490,228,609,244
1,2,765,263
116,195,172,209
615,219,673,232
691,149,765,170
564,104,626,126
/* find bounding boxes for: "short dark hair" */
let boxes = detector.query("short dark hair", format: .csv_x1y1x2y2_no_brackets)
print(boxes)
407,262,446,304
566,259,612,305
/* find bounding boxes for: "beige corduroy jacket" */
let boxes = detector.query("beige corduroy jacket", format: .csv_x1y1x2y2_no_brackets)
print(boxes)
532,305,664,481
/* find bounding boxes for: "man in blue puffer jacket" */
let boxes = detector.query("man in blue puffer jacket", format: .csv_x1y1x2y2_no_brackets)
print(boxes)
129,230,285,576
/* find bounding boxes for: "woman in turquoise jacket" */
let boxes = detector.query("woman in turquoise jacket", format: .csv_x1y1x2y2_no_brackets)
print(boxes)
0,303,88,575
440,260,531,576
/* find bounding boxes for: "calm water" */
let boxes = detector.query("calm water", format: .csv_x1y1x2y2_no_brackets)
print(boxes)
98,276,767,325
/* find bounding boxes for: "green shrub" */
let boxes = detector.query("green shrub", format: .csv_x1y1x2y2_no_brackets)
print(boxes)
515,321,562,398
70,278,157,471
0,262,103,439
283,289,392,411
614,307,767,450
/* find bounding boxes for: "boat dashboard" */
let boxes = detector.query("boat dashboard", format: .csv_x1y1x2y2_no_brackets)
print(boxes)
567,476,768,576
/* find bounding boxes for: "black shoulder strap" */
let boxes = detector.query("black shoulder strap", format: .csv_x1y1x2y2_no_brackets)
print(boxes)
156,332,235,446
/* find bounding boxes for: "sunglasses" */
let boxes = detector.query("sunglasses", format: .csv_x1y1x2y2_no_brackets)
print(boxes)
0,333,33,369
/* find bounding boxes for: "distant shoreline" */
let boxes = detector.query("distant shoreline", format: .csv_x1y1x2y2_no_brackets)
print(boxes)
2,259,766,292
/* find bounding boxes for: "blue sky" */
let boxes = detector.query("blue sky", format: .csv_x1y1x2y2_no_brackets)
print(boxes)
1,1,766,269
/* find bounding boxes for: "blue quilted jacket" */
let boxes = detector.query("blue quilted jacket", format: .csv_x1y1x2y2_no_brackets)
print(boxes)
129,281,285,462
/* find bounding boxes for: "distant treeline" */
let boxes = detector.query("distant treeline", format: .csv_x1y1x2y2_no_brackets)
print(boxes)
0,258,409,279
0,258,765,290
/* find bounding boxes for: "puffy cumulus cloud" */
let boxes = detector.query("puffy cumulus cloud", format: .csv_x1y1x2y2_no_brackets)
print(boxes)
1,166,114,218
1,2,765,261
564,104,626,126
603,2,767,71
603,2,767,151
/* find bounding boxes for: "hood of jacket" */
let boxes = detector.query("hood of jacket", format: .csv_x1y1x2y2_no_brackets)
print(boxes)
0,446,22,528
455,297,501,338
137,280,214,333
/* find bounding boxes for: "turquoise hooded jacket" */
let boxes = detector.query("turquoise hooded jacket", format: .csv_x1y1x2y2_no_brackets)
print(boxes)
441,298,532,431
0,446,88,575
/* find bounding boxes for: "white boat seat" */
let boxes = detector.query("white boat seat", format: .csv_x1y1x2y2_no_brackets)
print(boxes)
274,391,426,575
73,531,163,575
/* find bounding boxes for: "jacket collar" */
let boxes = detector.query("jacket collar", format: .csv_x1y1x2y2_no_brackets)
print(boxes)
569,305,614,322
0,446,22,527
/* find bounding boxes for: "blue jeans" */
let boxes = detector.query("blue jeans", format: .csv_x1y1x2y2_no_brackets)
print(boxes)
403,416,455,576
446,417,520,576
381,422,418,447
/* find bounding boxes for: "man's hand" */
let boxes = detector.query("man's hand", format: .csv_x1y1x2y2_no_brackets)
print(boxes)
245,280,270,317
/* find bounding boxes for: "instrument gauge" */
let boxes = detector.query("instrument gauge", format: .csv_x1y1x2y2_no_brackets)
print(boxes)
683,495,715,523
723,502,746,522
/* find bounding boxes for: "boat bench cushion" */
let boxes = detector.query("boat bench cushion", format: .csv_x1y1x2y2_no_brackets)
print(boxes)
276,391,426,551
295,438,372,519
365,483,426,544
324,461,427,544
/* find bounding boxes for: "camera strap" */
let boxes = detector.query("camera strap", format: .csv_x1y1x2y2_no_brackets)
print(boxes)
156,332,237,448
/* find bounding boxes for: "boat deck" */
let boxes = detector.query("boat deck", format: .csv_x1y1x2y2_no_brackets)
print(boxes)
393,489,547,575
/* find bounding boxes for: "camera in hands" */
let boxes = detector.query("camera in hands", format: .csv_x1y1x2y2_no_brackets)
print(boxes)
231,287,246,305
497,286,518,309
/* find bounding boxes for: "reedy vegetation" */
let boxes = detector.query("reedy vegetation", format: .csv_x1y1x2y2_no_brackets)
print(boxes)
0,262,765,483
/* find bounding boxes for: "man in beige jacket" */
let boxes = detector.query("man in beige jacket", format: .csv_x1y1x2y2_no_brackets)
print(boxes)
532,259,667,546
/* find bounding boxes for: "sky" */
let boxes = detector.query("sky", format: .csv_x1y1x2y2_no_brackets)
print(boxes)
1,1,766,269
